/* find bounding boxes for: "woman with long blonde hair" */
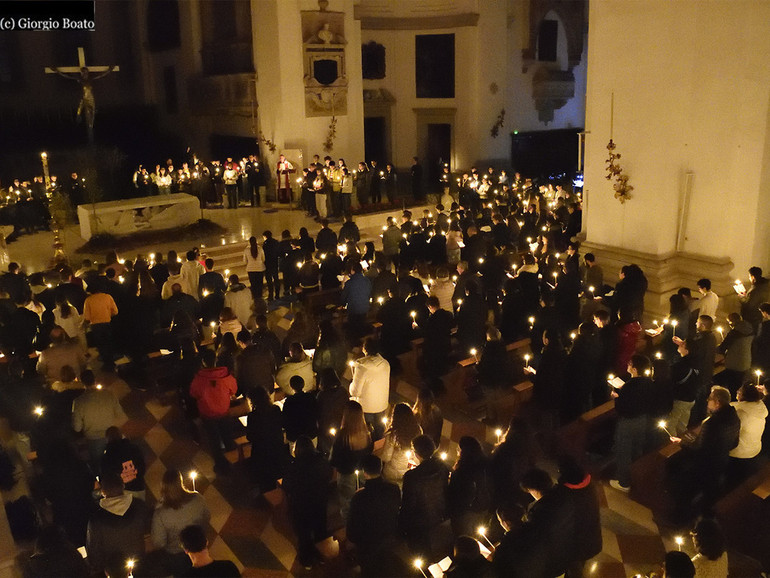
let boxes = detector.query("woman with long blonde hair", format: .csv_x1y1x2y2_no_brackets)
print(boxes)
330,400,373,520
151,469,211,564
381,402,422,486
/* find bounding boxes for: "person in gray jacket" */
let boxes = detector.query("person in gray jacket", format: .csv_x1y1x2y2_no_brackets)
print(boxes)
715,312,754,396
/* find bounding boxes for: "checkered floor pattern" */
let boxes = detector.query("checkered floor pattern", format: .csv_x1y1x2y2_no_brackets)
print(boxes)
84,366,696,578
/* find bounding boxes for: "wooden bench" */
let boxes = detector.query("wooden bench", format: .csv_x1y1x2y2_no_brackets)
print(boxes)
629,442,681,515
557,400,617,461
441,338,531,404
304,287,342,316
224,435,252,464
714,461,770,571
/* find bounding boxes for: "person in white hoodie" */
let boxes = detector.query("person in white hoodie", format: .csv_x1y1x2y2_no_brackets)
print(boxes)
349,337,390,439
161,262,193,300
180,250,205,300
224,274,253,327
729,383,768,482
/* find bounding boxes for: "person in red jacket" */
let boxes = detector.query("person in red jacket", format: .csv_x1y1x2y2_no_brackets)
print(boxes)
190,349,238,474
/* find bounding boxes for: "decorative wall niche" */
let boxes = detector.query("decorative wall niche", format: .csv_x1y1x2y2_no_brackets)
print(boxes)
302,5,348,117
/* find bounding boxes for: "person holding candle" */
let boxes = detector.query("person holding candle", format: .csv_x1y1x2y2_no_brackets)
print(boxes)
689,517,728,578
399,434,450,558
447,436,491,537
330,400,373,521
738,267,770,332
666,338,701,436
680,315,717,427
727,383,768,485
668,386,740,519
346,455,403,576
557,455,602,577
750,303,770,374
381,402,422,487
85,473,149,577
610,355,655,492
149,469,210,576
713,313,753,397
245,386,286,492
349,338,390,440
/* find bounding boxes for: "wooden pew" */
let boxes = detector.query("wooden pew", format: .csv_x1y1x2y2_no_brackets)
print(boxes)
557,400,617,460
441,338,531,404
304,287,342,316
714,461,770,571
629,442,681,515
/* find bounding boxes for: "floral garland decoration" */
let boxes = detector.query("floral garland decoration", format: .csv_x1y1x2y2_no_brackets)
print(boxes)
323,116,338,153
258,132,277,153
605,139,633,203
490,109,506,138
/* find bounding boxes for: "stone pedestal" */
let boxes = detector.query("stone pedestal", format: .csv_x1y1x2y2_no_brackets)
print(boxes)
77,193,201,240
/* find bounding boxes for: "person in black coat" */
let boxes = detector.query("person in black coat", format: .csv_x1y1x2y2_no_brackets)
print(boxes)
101,427,146,499
494,468,574,578
751,303,770,373
315,220,338,255
282,376,319,443
477,326,516,391
24,526,90,578
283,436,332,569
557,456,602,576
668,385,740,517
489,417,537,510
525,329,567,429
445,536,494,578
610,354,655,492
448,436,491,537
564,322,602,420
417,296,455,386
347,455,403,577
246,386,286,492
399,434,450,557
612,263,648,322
262,231,280,301
456,280,487,355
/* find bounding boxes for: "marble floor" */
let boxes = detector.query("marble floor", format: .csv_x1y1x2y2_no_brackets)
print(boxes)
86,365,692,578
6,202,711,576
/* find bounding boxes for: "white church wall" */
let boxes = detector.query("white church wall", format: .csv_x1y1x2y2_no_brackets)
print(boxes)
584,0,770,275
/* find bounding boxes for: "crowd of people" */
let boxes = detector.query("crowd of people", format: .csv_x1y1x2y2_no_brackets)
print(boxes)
0,165,768,578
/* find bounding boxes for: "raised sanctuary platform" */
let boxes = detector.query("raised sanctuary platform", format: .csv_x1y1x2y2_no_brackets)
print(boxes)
77,193,200,240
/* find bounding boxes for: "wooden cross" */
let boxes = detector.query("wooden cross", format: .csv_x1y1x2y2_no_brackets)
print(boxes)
44,46,119,76
45,46,119,143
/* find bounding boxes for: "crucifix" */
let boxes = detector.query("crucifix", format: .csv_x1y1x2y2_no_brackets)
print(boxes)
45,46,119,143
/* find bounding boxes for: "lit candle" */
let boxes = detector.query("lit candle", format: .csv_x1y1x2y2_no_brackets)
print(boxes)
716,326,724,337
588,286,595,295
495,428,503,443
755,369,763,385
470,348,478,361
439,451,448,461
381,416,389,426
524,353,531,368
476,526,496,551
126,559,135,578
96,384,103,390
189,470,198,492
377,297,384,304
658,420,672,437
457,298,463,306
655,351,663,360
329,427,337,436
413,558,429,578
410,311,417,320
570,332,576,340
224,269,230,277
348,360,356,368
33,406,44,417
671,319,678,337
528,316,535,326
675,536,684,551
354,469,360,490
